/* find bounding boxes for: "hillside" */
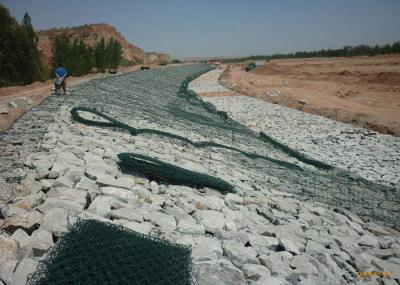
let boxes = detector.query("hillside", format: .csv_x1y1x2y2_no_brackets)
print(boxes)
37,23,171,70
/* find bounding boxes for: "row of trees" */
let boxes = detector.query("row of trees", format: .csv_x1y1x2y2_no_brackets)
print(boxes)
52,36,123,76
0,5,44,87
221,41,400,63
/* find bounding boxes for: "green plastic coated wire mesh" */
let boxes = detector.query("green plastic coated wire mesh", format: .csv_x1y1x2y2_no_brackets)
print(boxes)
27,219,194,285
62,64,398,227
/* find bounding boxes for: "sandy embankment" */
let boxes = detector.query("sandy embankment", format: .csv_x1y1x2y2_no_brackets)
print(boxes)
220,55,400,136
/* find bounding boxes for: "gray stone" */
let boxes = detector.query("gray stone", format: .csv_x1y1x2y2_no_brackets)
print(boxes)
224,193,243,208
2,210,43,234
75,176,99,192
290,254,319,275
256,207,276,223
101,187,136,201
133,185,152,199
53,168,83,188
198,196,225,211
96,174,134,190
279,238,300,255
178,217,205,235
0,235,19,268
11,229,30,248
199,210,225,233
275,198,299,214
223,240,259,268
87,196,123,217
0,260,17,285
164,206,191,221
41,207,68,237
195,259,246,285
10,258,38,285
11,192,45,210
150,181,159,194
193,236,223,261
41,179,53,191
259,252,293,276
47,187,87,205
242,264,271,281
110,207,144,222
359,234,380,247
248,233,279,249
144,212,176,231
30,229,54,256
41,198,84,214
118,220,153,235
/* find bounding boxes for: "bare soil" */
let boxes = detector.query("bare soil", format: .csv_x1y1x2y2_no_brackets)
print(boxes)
220,55,400,136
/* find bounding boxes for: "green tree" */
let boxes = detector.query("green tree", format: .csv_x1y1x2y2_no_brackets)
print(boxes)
95,38,107,72
0,6,44,86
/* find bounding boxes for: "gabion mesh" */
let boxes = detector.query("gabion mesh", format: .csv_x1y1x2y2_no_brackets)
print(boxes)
27,219,194,285
64,64,398,228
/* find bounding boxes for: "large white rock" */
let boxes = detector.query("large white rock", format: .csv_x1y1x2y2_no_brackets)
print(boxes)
248,233,279,250
195,259,246,285
11,192,45,211
241,264,271,281
0,235,19,268
199,210,225,233
223,240,259,268
96,174,134,190
41,207,69,237
259,252,293,276
46,187,87,207
29,229,54,256
110,207,144,223
10,258,38,285
11,229,30,248
101,187,136,202
193,236,223,261
143,212,176,231
87,196,123,217
178,217,205,235
117,220,153,235
279,238,300,255
1,210,43,234
224,193,243,208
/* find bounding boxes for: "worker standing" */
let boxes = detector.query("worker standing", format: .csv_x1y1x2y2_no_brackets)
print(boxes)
54,66,67,95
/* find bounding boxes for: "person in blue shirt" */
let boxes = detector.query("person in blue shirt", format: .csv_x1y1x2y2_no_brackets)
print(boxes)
54,66,67,95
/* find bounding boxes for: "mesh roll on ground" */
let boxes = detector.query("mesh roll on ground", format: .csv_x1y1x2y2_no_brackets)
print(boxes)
27,219,194,285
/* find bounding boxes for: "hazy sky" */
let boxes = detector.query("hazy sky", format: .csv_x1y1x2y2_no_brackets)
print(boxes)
3,0,400,59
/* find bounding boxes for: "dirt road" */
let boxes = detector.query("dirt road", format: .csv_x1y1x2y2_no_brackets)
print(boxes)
220,55,400,136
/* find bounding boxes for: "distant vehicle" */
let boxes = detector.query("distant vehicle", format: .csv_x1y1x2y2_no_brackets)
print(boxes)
141,66,150,70
245,62,256,72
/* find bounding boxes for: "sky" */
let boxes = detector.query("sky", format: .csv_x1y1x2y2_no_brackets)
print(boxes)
2,0,400,59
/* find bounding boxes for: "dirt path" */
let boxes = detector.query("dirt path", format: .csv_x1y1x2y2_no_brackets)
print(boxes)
220,55,400,136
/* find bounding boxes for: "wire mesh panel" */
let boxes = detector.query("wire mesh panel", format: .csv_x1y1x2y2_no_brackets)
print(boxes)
27,219,194,285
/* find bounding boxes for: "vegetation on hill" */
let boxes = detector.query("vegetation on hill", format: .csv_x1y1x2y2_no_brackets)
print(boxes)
0,5,44,87
220,41,400,63
52,36,123,76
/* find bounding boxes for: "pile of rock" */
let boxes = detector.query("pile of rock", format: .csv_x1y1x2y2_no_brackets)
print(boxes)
1,67,400,285
205,95,400,188
1,105,399,285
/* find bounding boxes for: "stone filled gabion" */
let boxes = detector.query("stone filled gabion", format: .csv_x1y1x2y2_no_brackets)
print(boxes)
1,65,400,285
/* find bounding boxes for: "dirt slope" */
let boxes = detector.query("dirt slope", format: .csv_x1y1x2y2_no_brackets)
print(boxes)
221,55,400,136
37,23,171,70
